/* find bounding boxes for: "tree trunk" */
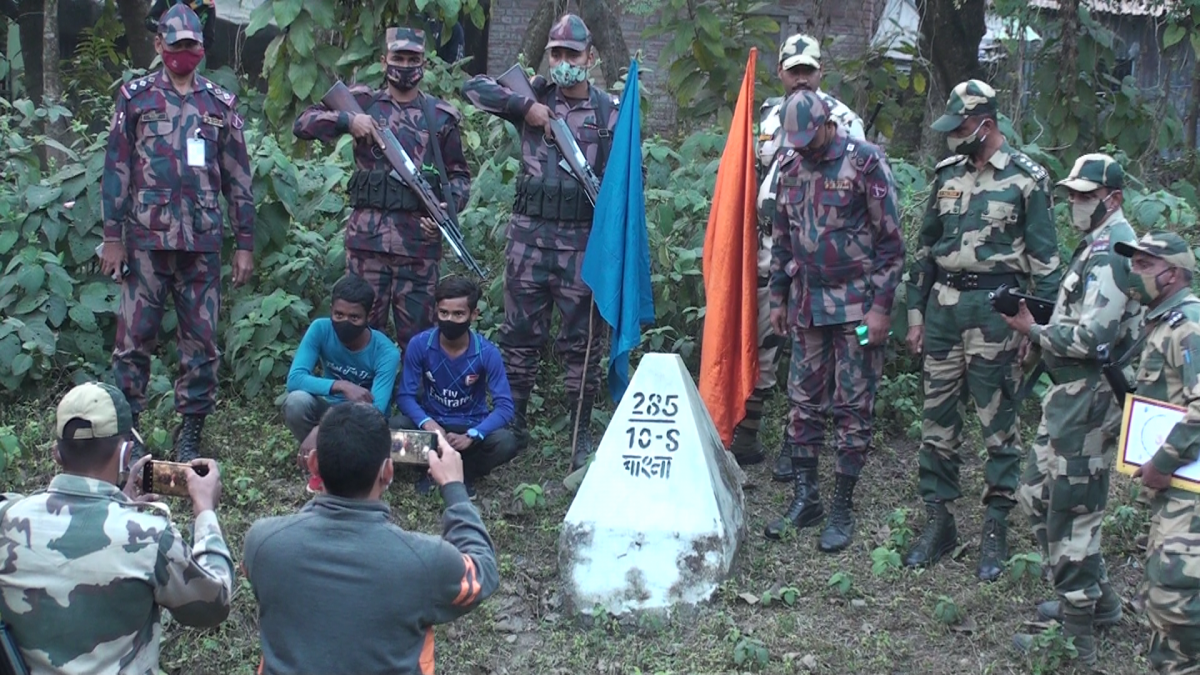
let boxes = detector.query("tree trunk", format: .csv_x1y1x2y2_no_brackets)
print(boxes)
17,0,42,105
1058,0,1080,102
461,0,490,75
1,0,17,21
116,0,157,68
43,0,68,166
578,0,629,88
1188,50,1200,149
518,0,560,71
915,0,986,96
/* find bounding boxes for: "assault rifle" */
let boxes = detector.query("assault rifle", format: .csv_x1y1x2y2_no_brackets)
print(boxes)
1098,342,1136,406
496,64,602,206
320,81,487,278
0,620,27,675
990,284,1055,325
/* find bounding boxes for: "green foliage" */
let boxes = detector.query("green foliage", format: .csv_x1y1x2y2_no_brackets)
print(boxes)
933,595,963,625
731,636,769,668
1007,551,1044,583
870,546,902,577
513,482,546,509
246,0,487,130
760,585,799,607
827,571,854,597
639,0,777,122
1026,624,1079,675
0,426,21,475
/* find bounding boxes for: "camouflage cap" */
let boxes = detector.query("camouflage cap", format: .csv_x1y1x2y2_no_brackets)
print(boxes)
1114,231,1198,273
931,80,998,133
1057,153,1124,192
158,3,203,45
546,14,591,52
56,382,142,442
386,27,426,53
779,33,821,70
779,90,828,149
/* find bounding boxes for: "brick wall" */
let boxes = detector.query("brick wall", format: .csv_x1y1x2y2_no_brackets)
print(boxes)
485,0,885,133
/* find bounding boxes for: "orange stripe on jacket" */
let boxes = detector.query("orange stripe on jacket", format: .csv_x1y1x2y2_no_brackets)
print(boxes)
420,628,436,675
452,555,482,607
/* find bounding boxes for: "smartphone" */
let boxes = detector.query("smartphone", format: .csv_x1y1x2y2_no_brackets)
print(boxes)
94,243,130,279
390,430,437,466
141,460,208,497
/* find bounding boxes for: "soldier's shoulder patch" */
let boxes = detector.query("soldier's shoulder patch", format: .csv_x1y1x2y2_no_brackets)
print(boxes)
1091,237,1110,252
935,154,967,171
1011,152,1049,181
201,79,237,108
120,75,155,99
1169,310,1188,328
848,139,882,170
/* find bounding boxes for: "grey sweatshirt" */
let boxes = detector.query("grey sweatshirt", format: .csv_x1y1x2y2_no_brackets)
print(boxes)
243,482,498,675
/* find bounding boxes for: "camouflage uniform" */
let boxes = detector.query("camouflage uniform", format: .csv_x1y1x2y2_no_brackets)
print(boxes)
1113,232,1200,674
763,91,904,553
0,382,234,675
461,14,620,467
904,80,1062,580
736,31,866,477
102,4,254,462
147,0,216,52
1012,155,1141,665
294,27,471,350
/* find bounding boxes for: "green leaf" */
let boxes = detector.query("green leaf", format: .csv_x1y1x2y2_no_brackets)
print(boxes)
289,60,319,101
258,357,275,378
336,37,376,66
1164,23,1186,48
263,34,286,72
288,14,316,58
913,71,927,94
25,185,62,211
10,353,32,377
274,0,304,27
306,0,336,27
16,265,45,293
0,231,18,255
44,295,67,327
246,0,275,36
68,304,98,331
1192,31,1200,59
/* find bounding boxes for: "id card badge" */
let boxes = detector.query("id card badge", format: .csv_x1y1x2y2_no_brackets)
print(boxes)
186,131,205,167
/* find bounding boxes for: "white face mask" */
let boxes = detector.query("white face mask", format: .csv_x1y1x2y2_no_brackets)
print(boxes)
1070,193,1112,232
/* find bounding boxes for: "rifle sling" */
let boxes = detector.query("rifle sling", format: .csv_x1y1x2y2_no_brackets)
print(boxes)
420,93,460,222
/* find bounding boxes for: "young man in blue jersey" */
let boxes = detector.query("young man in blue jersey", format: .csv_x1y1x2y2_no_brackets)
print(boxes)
393,276,518,495
283,274,401,492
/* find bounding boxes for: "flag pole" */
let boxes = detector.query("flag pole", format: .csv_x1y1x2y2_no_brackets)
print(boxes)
572,306,596,458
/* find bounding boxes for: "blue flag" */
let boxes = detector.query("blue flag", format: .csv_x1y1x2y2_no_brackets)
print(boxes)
582,60,655,404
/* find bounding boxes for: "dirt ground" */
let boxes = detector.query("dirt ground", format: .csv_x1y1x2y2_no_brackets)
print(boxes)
1,396,1156,675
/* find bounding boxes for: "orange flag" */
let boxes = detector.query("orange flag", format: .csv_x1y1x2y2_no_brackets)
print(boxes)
699,48,760,448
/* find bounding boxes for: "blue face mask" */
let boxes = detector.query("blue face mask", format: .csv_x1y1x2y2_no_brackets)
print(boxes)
549,61,588,88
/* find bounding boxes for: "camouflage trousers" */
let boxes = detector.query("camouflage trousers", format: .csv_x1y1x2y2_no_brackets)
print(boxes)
1017,373,1118,612
1142,491,1200,674
736,284,786,435
500,241,604,399
784,322,883,477
346,248,438,350
918,287,1023,518
112,248,221,415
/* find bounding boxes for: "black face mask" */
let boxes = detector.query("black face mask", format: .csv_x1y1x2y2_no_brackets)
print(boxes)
333,320,367,344
387,64,423,91
438,319,470,340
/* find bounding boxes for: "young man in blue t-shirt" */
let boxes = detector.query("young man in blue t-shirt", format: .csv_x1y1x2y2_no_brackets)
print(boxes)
283,274,401,492
393,276,518,495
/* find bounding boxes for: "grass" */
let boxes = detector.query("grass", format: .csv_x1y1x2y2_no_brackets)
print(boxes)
0,391,1156,675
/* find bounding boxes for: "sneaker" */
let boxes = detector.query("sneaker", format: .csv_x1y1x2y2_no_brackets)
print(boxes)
306,474,324,494
415,474,436,496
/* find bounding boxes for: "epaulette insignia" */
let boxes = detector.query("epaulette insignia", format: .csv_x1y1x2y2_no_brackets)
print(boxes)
1013,153,1048,181
1091,238,1109,252
1169,311,1187,328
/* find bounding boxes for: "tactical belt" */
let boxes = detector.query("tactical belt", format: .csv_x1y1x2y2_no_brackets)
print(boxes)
1047,361,1101,384
935,268,1021,292
512,176,594,223
347,170,443,212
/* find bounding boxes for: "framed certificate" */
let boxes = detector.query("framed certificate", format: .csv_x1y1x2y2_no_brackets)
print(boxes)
1115,393,1200,493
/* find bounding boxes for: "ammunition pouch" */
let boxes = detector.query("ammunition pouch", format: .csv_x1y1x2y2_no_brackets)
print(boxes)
512,176,594,223
347,170,442,212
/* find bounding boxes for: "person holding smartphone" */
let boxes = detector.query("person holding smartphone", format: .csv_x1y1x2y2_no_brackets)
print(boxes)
244,401,499,675
0,382,233,675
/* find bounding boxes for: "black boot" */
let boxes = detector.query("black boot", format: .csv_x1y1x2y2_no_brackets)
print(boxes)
1037,559,1123,626
904,501,958,567
819,474,857,553
764,461,824,539
511,392,531,449
771,452,795,482
977,516,1008,582
568,395,594,472
174,414,206,463
728,423,765,466
129,413,148,462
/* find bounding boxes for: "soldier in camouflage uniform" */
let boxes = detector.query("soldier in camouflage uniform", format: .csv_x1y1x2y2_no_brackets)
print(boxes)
295,27,471,351
100,4,255,463
1113,232,1200,674
1006,155,1141,666
903,80,1062,582
0,382,233,675
736,32,867,477
763,91,904,552
462,14,620,470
